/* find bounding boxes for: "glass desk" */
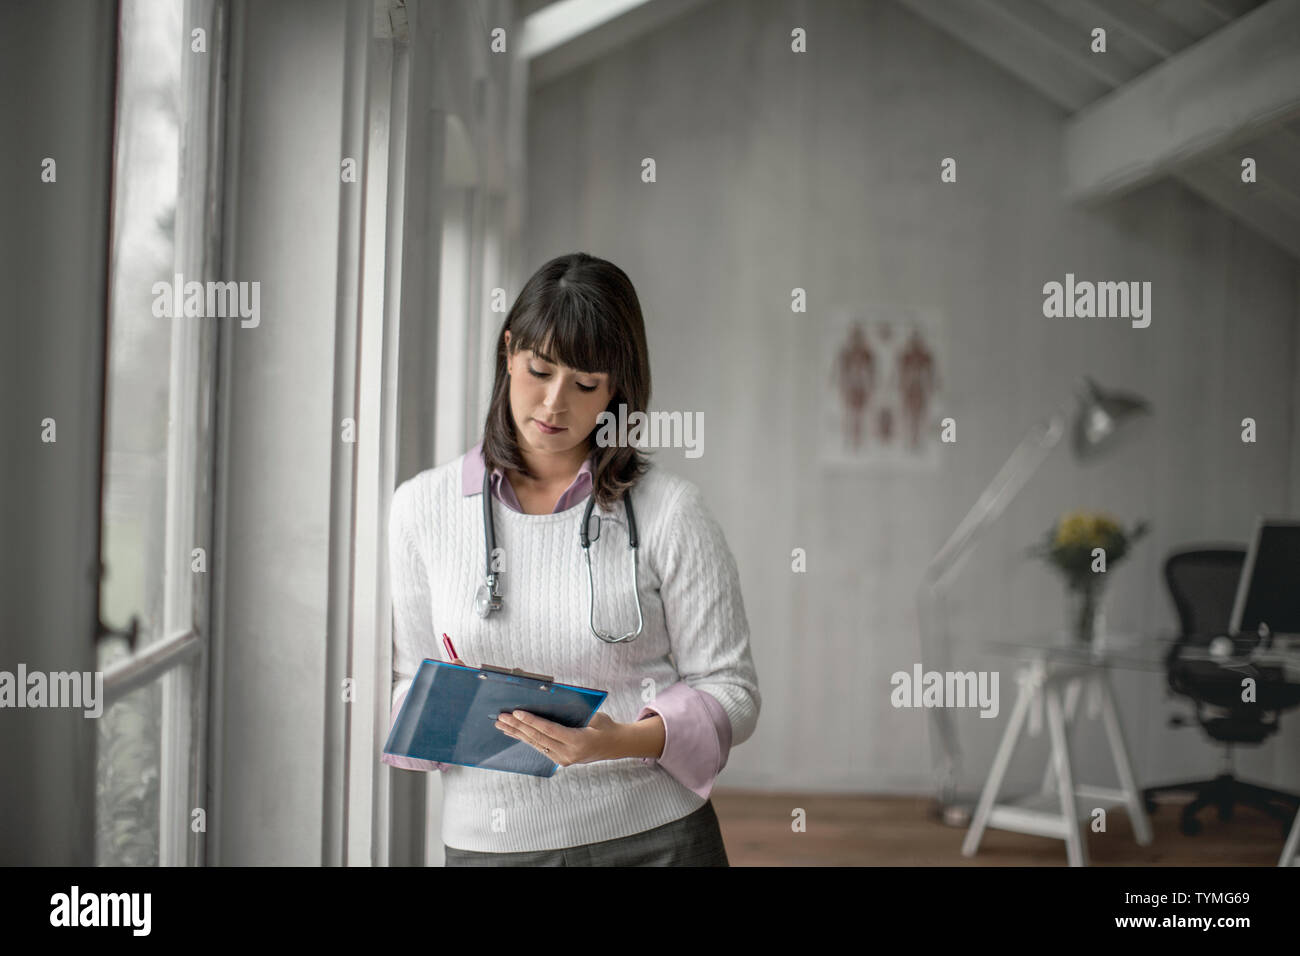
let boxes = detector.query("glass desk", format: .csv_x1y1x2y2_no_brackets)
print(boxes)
963,631,1300,866
988,630,1300,673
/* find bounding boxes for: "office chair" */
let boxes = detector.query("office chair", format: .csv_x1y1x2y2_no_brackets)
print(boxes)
1142,547,1300,836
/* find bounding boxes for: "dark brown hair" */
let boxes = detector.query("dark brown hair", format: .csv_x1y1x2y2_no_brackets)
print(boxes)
481,252,651,508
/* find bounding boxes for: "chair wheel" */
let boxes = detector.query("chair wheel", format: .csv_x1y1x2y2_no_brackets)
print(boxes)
1181,816,1202,836
1144,798,1159,814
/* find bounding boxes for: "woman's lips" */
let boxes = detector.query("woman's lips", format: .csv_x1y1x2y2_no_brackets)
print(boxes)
533,419,566,435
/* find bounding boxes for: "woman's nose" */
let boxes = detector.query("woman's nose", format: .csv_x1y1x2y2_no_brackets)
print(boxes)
543,379,565,408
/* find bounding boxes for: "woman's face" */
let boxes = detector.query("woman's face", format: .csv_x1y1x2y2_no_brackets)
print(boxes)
503,329,614,460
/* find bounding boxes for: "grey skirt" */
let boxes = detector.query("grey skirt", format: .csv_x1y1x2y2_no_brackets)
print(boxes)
443,799,730,867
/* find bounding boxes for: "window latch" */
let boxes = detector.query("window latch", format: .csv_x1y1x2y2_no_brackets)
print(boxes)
97,614,140,654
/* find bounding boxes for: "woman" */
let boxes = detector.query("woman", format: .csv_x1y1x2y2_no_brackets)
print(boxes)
383,252,759,866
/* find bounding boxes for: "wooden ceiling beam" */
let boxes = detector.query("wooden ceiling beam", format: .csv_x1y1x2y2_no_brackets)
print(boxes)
1064,0,1300,203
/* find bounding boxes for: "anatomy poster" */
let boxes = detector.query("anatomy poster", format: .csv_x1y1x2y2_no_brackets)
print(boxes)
821,305,945,470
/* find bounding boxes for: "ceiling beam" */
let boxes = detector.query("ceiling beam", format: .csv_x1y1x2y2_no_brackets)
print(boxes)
518,0,653,59
520,0,712,86
1064,0,1300,203
894,0,1107,111
1196,0,1264,22
1069,0,1198,58
1038,0,1163,76
972,0,1134,88
1147,0,1231,38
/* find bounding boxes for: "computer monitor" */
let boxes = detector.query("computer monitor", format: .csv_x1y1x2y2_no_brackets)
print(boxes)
1230,517,1300,639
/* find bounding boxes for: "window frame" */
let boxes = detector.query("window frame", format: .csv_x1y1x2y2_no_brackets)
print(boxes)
98,0,229,868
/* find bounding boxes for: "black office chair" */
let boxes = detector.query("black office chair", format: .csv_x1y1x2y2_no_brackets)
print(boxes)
1143,546,1300,836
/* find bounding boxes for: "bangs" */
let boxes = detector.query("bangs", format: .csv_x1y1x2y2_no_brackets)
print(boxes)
509,293,623,377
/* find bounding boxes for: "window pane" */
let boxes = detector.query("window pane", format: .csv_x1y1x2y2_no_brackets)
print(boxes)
93,662,197,867
95,679,162,866
100,0,182,659
96,0,192,869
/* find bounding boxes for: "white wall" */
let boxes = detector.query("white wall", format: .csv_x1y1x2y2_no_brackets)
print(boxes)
522,0,1300,797
0,0,116,865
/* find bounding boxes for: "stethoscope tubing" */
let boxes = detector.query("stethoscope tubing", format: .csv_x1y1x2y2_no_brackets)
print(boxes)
478,467,644,642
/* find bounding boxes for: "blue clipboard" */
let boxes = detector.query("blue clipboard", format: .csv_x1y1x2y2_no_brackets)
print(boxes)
383,658,608,777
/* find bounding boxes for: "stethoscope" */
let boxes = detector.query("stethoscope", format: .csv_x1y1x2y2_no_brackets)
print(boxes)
474,470,645,642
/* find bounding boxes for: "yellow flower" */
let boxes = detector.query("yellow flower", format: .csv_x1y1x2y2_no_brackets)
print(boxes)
1055,511,1091,547
1055,511,1120,548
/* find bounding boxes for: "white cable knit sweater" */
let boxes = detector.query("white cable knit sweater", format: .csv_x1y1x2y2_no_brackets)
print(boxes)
387,453,761,852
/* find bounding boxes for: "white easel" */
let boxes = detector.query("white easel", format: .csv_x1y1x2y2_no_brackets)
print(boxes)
961,656,1153,866
1281,807,1300,866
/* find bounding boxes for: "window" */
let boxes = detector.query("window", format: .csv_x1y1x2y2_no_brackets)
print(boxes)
96,0,224,867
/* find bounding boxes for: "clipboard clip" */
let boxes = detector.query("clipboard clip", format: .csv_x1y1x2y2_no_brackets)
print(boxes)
479,662,555,684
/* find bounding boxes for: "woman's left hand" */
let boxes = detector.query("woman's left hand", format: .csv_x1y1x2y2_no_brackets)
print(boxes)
495,710,623,766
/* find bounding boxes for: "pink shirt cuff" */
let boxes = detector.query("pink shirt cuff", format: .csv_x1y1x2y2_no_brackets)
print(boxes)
380,685,451,772
635,682,732,799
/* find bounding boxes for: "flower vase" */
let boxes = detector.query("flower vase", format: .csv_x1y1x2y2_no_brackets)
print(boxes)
1065,582,1105,647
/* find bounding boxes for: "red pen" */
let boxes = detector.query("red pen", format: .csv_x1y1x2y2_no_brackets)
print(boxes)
442,633,459,663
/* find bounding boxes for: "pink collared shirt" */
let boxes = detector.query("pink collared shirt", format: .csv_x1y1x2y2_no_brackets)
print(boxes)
381,442,734,800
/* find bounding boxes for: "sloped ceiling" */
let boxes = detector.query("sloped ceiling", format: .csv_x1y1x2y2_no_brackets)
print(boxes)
896,0,1300,261
518,0,1300,261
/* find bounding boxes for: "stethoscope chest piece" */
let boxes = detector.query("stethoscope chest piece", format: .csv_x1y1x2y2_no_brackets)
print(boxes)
475,577,502,618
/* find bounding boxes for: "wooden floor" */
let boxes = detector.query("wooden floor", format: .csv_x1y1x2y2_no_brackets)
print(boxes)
711,790,1291,866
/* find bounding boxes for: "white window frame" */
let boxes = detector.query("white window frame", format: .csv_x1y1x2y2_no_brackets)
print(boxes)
99,0,228,868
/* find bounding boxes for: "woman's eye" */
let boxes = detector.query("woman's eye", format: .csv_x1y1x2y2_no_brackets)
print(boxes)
529,364,598,392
